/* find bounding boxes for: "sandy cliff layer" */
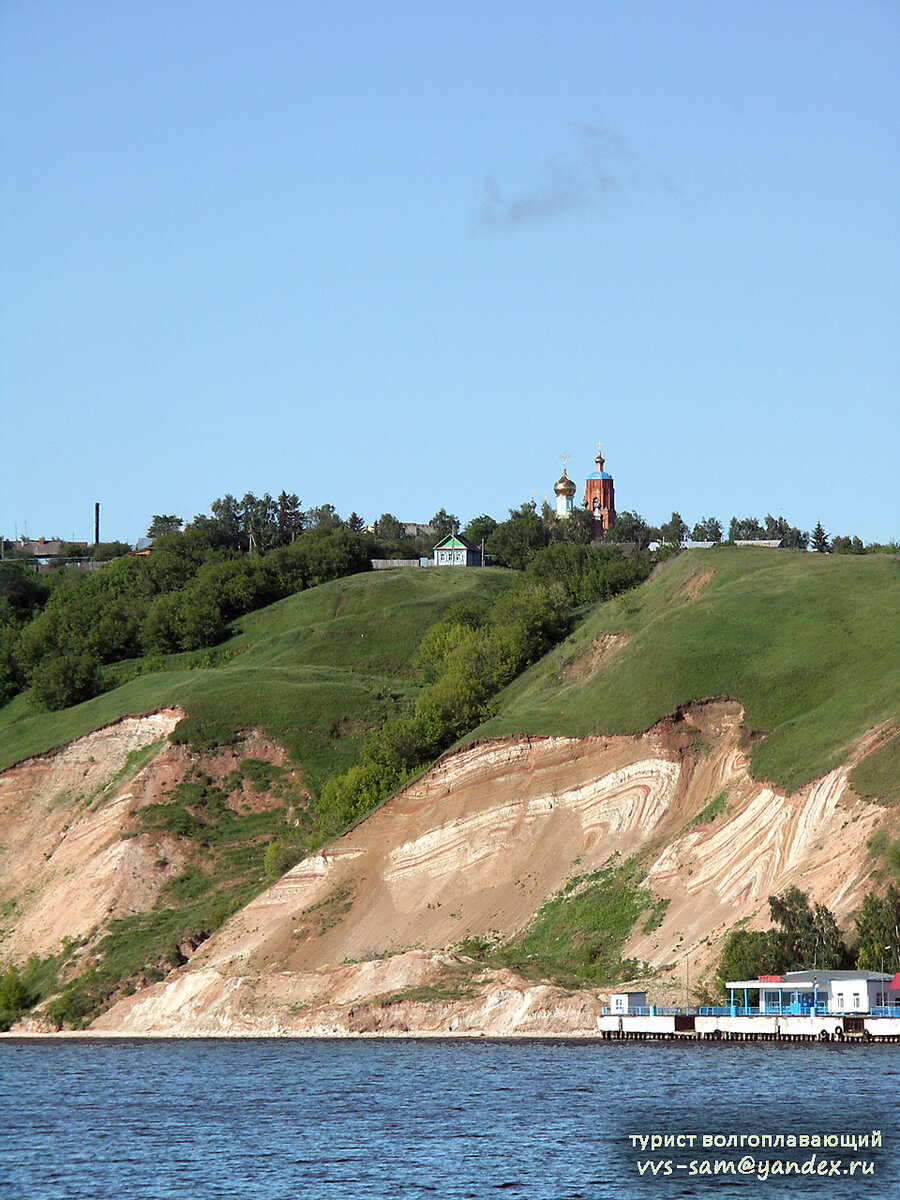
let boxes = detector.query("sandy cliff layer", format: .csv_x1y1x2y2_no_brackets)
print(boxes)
0,710,185,961
69,700,891,1037
0,711,292,969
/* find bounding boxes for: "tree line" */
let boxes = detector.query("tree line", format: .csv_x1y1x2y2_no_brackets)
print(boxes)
714,884,900,997
0,491,431,712
601,510,890,555
0,491,650,714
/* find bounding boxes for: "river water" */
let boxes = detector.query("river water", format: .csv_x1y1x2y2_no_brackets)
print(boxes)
2,1038,898,1198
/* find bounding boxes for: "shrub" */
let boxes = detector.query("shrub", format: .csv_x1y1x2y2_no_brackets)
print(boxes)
264,838,305,879
0,962,34,1030
30,651,105,711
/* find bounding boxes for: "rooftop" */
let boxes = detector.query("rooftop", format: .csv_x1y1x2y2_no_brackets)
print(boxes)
726,970,895,988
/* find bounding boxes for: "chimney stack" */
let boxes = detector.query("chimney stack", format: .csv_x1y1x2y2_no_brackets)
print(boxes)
94,502,100,546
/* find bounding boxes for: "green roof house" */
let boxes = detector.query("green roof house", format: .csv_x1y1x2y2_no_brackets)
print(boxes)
432,533,482,567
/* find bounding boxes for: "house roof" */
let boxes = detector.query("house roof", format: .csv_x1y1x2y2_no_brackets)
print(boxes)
433,534,476,551
726,970,893,988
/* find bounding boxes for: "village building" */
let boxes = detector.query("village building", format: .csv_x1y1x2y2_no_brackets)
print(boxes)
2,536,88,564
432,533,482,567
609,991,648,1014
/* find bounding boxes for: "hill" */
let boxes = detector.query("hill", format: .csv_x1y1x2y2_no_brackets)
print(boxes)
0,567,516,779
2,549,898,1033
476,548,900,799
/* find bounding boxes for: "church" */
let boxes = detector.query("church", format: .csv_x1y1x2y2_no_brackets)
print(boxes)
554,443,616,535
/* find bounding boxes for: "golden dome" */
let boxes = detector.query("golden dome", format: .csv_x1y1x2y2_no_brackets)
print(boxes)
554,469,576,496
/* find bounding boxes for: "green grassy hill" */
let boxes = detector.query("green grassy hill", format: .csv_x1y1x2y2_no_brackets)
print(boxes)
0,567,516,778
475,548,900,798
2,549,897,798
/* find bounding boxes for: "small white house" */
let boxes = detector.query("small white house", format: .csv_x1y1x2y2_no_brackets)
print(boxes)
432,533,482,567
609,991,648,1014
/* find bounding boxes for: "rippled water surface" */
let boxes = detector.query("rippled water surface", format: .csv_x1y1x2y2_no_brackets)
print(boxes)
2,1038,898,1198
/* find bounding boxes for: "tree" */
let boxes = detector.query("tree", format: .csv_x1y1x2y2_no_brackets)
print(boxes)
811,522,830,553
240,492,278,551
90,541,132,561
306,504,344,533
763,514,808,549
526,543,649,605
553,506,596,545
430,509,459,540
854,885,900,971
147,515,183,538
30,651,105,711
691,517,723,543
715,929,772,995
209,494,243,550
607,511,651,552
485,505,551,570
658,511,688,547
376,513,404,540
831,534,865,555
346,512,365,533
768,886,848,971
715,886,849,996
0,962,35,1031
728,516,765,542
0,562,47,622
275,491,305,545
463,514,497,547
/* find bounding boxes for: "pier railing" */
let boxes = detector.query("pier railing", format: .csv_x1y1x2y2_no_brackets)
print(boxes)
603,1003,900,1018
602,1003,838,1017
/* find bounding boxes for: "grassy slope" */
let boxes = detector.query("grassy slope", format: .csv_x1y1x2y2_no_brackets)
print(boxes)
476,548,900,796
0,568,515,777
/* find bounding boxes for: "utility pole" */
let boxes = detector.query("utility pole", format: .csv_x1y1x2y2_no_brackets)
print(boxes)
685,950,690,1013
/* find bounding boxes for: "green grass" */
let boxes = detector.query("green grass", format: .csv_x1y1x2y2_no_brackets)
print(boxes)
690,789,729,827
472,855,658,987
380,981,477,1006
0,568,516,776
476,549,900,796
850,731,900,805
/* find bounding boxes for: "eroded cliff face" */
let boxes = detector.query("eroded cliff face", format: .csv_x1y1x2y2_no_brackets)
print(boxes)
68,700,892,1037
0,710,186,962
0,711,295,977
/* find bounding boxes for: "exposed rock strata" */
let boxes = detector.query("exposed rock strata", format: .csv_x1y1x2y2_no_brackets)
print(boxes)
84,701,890,1036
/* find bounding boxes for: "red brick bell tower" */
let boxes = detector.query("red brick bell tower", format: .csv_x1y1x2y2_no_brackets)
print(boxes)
584,442,616,534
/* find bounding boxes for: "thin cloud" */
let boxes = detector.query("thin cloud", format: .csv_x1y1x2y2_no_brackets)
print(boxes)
473,123,665,230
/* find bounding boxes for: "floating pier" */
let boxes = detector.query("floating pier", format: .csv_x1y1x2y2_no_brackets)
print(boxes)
596,1014,900,1042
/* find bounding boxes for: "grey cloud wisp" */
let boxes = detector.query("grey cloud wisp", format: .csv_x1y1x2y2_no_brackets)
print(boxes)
473,124,649,229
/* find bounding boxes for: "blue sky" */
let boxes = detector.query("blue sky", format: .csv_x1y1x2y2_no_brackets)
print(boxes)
2,1,898,544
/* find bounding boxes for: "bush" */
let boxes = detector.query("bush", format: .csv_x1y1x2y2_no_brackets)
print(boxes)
0,963,34,1030
315,761,405,837
30,651,105,711
264,838,305,879
526,543,651,605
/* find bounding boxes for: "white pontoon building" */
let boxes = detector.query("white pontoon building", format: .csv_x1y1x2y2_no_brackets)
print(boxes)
725,971,900,1016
